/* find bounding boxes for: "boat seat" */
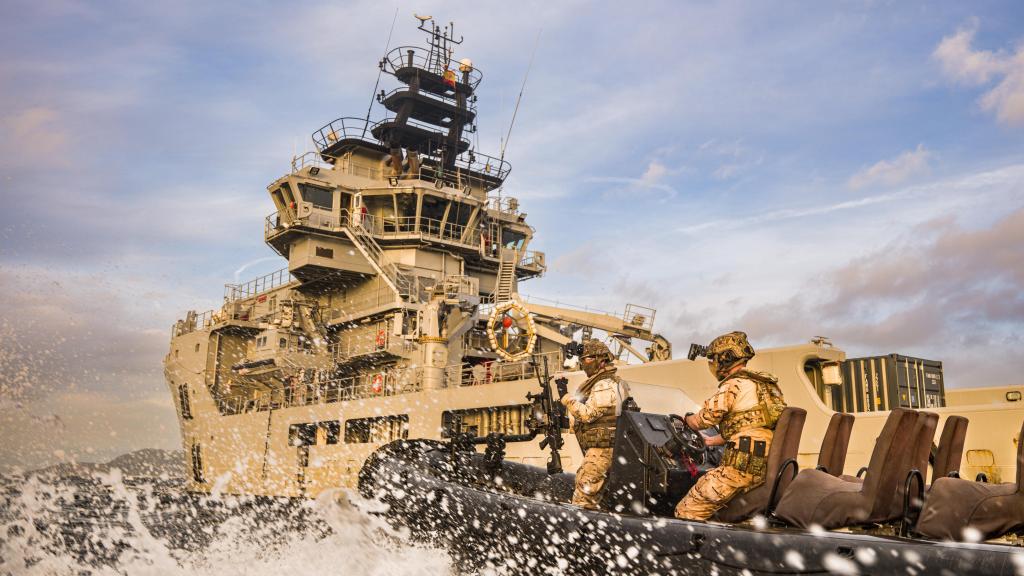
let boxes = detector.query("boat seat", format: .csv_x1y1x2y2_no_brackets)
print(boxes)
831,411,938,520
915,419,1024,542
894,411,938,522
713,407,807,523
773,408,919,529
815,412,854,476
932,415,969,483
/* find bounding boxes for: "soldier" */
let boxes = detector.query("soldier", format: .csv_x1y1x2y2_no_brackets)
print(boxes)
675,331,786,521
561,339,630,510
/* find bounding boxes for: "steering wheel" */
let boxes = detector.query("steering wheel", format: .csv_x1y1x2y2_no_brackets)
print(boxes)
669,414,707,461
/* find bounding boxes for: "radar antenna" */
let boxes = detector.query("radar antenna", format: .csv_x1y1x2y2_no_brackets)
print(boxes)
498,29,541,168
362,7,400,138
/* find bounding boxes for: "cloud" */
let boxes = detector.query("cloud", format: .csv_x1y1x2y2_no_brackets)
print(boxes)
0,107,69,168
585,159,679,199
641,160,669,186
677,189,913,234
934,20,1024,126
847,144,931,190
0,391,179,473
0,266,181,403
0,265,191,470
698,138,763,181
727,207,1024,386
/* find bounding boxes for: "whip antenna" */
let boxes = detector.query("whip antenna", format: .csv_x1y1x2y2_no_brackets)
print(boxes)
498,29,541,165
362,7,400,138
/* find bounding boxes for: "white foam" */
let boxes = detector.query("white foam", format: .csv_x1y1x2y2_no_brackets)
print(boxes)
0,472,452,576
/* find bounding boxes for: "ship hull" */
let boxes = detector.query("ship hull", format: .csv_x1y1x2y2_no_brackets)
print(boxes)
359,439,1023,576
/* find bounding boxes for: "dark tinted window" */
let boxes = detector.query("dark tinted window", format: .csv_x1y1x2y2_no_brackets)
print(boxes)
299,184,334,210
344,415,409,443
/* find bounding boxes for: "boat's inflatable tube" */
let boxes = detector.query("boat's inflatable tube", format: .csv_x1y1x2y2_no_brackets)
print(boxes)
359,439,1023,575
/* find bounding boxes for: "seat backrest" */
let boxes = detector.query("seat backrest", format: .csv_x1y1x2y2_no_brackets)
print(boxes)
894,411,937,513
910,412,939,475
713,406,808,523
932,415,968,483
817,412,854,476
768,407,807,486
861,408,919,517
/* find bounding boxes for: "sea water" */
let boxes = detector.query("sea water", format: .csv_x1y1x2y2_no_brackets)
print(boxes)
0,469,453,576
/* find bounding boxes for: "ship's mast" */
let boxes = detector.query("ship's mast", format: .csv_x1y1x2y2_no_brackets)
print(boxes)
374,16,477,174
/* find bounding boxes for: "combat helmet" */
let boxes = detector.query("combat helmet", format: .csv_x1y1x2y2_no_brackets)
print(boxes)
706,331,755,379
580,338,614,363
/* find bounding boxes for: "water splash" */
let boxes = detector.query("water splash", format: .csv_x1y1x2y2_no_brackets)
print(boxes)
0,470,452,575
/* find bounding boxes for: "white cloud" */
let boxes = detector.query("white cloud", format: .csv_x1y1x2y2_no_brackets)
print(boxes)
677,190,911,234
934,20,1024,126
847,144,931,190
641,160,669,186
697,138,763,181
585,158,679,199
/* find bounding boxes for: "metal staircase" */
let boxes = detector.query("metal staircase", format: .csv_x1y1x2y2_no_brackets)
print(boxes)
493,248,518,303
342,218,402,299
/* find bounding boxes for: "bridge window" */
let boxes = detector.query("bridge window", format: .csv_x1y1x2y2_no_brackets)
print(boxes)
421,194,448,235
298,184,334,210
500,228,526,250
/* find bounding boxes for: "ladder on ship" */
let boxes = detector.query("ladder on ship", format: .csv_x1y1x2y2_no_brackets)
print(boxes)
342,216,403,300
493,248,518,303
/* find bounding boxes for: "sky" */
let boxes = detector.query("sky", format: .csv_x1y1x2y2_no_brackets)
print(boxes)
1,0,1023,471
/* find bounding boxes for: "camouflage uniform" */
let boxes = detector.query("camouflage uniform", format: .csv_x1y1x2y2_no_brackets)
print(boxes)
561,340,629,510
675,332,786,521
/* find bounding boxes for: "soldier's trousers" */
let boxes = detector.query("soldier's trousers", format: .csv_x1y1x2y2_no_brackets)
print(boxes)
674,464,762,521
572,447,613,509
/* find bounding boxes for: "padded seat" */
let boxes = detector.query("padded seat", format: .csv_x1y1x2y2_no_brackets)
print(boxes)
816,412,854,476
713,407,807,523
932,415,968,483
774,408,919,529
896,411,938,515
915,420,1024,542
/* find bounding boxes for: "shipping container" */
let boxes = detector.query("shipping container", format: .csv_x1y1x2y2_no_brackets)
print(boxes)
837,354,945,413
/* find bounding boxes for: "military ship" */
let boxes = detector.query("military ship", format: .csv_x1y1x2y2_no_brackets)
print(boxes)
164,17,1024,565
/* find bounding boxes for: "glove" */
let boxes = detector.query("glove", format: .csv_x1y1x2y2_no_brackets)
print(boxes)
555,377,568,399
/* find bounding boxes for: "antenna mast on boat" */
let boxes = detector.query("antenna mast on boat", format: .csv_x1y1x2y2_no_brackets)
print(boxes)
362,7,400,138
496,29,540,203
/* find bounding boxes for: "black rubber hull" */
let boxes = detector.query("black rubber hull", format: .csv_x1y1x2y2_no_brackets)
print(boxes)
358,440,1023,575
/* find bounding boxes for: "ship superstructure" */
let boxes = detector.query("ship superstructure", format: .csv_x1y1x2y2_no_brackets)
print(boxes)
164,18,667,497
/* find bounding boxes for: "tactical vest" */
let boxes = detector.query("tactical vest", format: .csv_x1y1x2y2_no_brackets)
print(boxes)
574,371,624,452
718,369,787,440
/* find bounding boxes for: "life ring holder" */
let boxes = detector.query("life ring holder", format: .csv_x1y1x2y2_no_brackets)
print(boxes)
485,299,537,361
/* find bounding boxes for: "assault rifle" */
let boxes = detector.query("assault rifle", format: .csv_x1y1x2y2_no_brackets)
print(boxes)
525,355,570,474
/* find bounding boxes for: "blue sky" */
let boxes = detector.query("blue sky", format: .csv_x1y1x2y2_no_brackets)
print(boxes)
2,1,1023,469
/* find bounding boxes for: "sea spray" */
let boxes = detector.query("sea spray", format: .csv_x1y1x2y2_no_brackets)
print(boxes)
0,469,453,575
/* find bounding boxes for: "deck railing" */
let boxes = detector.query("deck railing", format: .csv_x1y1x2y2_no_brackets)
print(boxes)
215,348,564,416
224,268,294,303
381,45,483,88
